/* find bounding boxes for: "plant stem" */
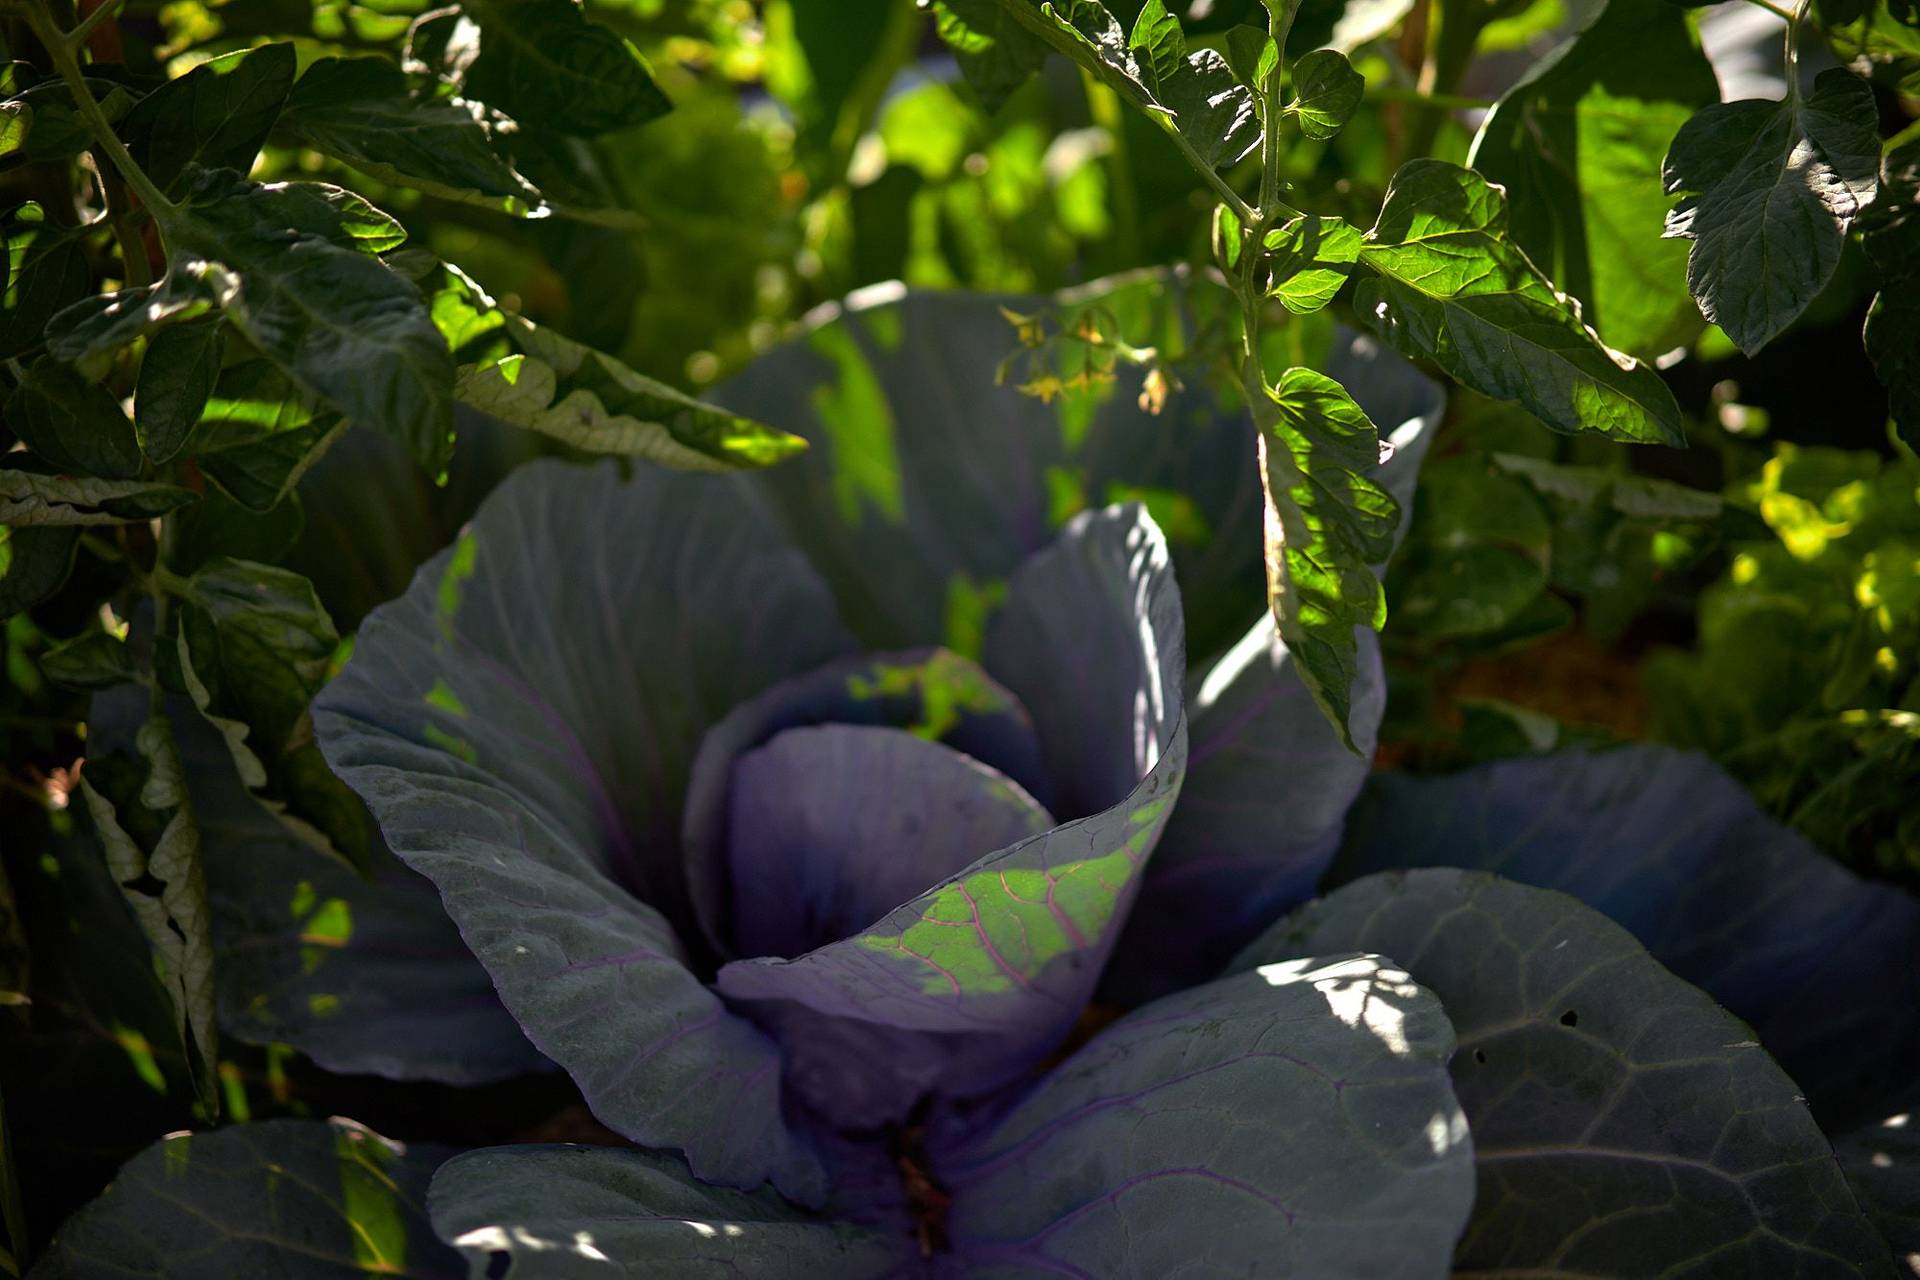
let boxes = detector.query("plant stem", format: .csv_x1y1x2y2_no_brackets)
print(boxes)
1156,114,1257,225
67,0,125,49
1259,0,1301,217
1784,0,1813,109
24,1,176,222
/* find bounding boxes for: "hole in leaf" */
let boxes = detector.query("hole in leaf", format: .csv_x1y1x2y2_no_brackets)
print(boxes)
1560,1010,1578,1028
1473,1049,1487,1064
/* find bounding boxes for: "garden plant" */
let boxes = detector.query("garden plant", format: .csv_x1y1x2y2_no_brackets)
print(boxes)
0,0,1917,1275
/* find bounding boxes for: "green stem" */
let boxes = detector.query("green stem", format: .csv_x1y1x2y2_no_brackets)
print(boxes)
1784,0,1812,109
1155,114,1257,224
1367,85,1496,110
1259,0,1301,217
25,1,176,222
67,0,125,48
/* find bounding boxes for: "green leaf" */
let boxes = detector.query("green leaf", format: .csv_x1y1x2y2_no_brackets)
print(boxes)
1251,366,1398,749
121,43,297,195
177,557,369,870
176,488,304,571
191,360,346,512
0,99,26,160
1491,451,1722,520
1469,0,1720,357
1357,159,1685,446
0,526,77,619
1242,869,1893,1277
5,76,132,165
1662,68,1882,355
930,0,1052,110
1128,0,1187,91
280,55,542,210
32,1119,462,1278
1287,48,1364,140
41,273,215,365
1263,212,1362,313
39,630,135,691
135,318,223,463
1390,456,1551,640
458,0,672,135
78,713,219,1117
1223,24,1278,92
165,168,454,474
0,471,195,527
1862,131,1920,451
1158,49,1262,168
434,263,806,469
5,359,142,479
0,204,90,360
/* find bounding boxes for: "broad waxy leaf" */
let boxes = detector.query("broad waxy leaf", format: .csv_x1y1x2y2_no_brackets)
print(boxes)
716,504,1188,1130
1244,870,1893,1277
0,471,194,527
134,318,223,463
0,203,89,360
1468,0,1720,357
715,276,1441,663
315,458,854,1202
1662,69,1881,354
5,359,141,479
1251,365,1396,750
456,0,672,135
77,712,219,1116
1288,48,1364,140
1265,213,1363,313
121,43,297,194
33,1118,462,1278
426,261,804,469
932,955,1476,1277
1331,746,1920,1124
1358,160,1685,446
1835,1103,1920,1266
431,1145,907,1279
280,56,542,209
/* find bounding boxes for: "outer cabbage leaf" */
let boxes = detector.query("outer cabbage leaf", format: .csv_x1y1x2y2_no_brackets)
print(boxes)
715,505,1187,1129
33,1118,461,1278
314,459,854,1202
714,276,1441,663
1836,1102,1920,1268
1103,614,1383,1002
929,955,1474,1278
1331,746,1920,1123
1244,870,1891,1278
429,1145,910,1280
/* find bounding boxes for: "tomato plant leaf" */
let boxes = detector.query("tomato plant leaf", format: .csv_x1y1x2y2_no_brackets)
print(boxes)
0,203,90,360
280,55,542,210
0,526,78,619
134,318,223,464
431,262,804,469
0,470,195,527
455,0,672,135
77,712,219,1117
931,0,1051,109
1358,159,1685,446
1662,68,1881,355
190,361,346,512
1862,131,1920,450
1469,0,1719,357
121,43,296,195
1287,48,1364,140
5,359,143,479
1250,366,1396,750
1264,211,1362,312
